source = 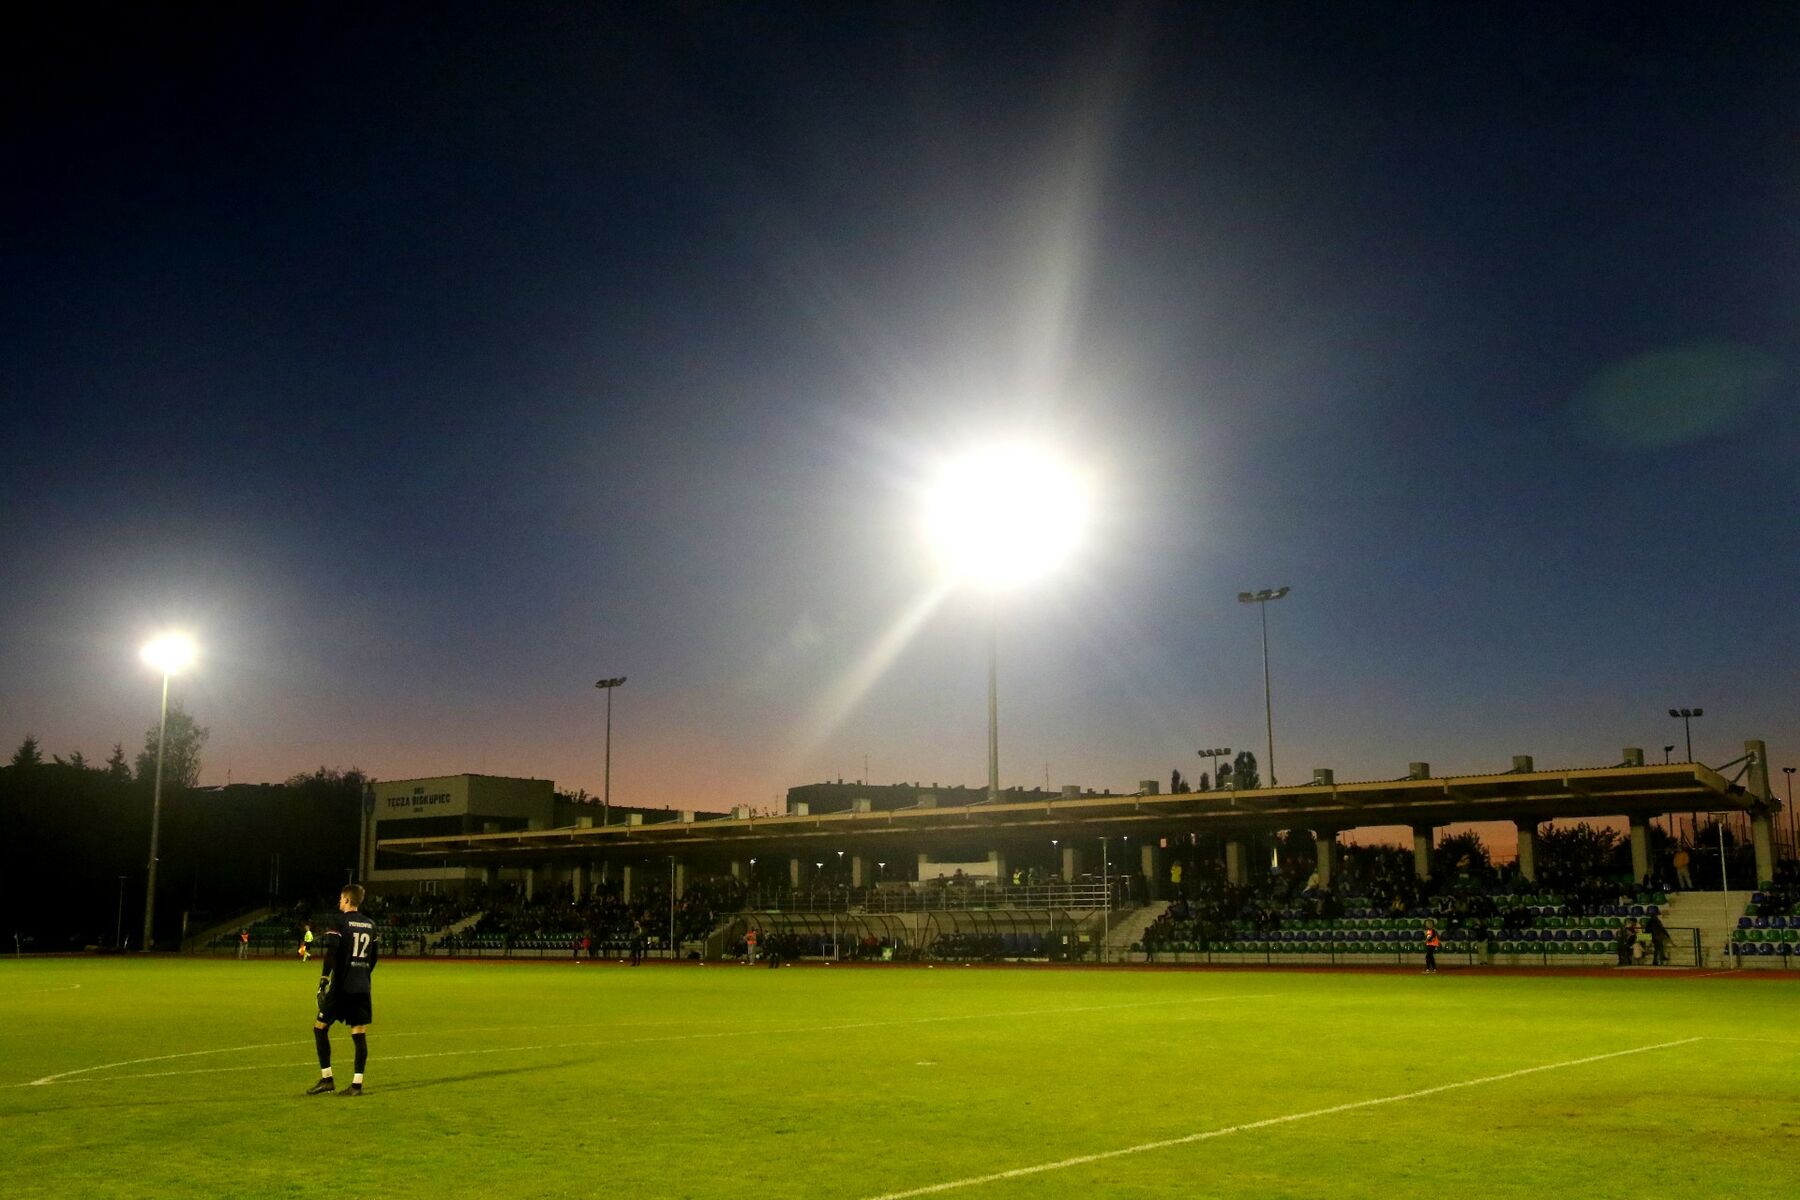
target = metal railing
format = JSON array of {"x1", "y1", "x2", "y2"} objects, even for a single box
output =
[{"x1": 742, "y1": 881, "x2": 1125, "y2": 914}]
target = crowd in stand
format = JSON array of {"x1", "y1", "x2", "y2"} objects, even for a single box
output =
[
  {"x1": 1141, "y1": 842, "x2": 1669, "y2": 960},
  {"x1": 444, "y1": 875, "x2": 747, "y2": 954}
]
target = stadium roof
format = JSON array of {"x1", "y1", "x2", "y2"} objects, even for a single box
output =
[{"x1": 378, "y1": 761, "x2": 1770, "y2": 863}]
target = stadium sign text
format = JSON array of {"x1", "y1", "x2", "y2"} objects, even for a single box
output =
[{"x1": 389, "y1": 792, "x2": 452, "y2": 809}]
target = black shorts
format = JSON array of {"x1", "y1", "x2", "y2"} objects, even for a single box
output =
[{"x1": 317, "y1": 990, "x2": 373, "y2": 1027}]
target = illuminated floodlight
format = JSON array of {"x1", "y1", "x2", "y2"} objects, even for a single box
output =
[
  {"x1": 922, "y1": 443, "x2": 1091, "y2": 588},
  {"x1": 140, "y1": 633, "x2": 197, "y2": 676}
]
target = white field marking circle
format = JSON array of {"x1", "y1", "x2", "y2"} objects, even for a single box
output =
[
  {"x1": 6, "y1": 984, "x2": 82, "y2": 995},
  {"x1": 11, "y1": 993, "x2": 1272, "y2": 1089},
  {"x1": 862, "y1": 1037, "x2": 1706, "y2": 1200}
]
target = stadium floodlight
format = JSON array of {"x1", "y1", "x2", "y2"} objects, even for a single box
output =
[
  {"x1": 139, "y1": 632, "x2": 197, "y2": 951},
  {"x1": 140, "y1": 633, "x2": 196, "y2": 675},
  {"x1": 1667, "y1": 707, "x2": 1703, "y2": 762},
  {"x1": 921, "y1": 441, "x2": 1093, "y2": 806},
  {"x1": 921, "y1": 442, "x2": 1091, "y2": 589},
  {"x1": 1198, "y1": 746, "x2": 1231, "y2": 786},
  {"x1": 595, "y1": 676, "x2": 627, "y2": 826},
  {"x1": 1237, "y1": 587, "x2": 1292, "y2": 786}
]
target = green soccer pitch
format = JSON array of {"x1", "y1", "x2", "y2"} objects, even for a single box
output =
[{"x1": 2, "y1": 958, "x2": 1793, "y2": 1199}]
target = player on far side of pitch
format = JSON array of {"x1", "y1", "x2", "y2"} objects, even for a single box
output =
[{"x1": 306, "y1": 883, "x2": 378, "y2": 1096}]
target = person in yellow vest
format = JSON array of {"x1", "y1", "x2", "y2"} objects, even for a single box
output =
[
  {"x1": 1423, "y1": 923, "x2": 1440, "y2": 974},
  {"x1": 299, "y1": 923, "x2": 314, "y2": 962}
]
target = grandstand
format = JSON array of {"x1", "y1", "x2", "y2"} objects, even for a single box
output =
[{"x1": 358, "y1": 741, "x2": 1793, "y2": 970}]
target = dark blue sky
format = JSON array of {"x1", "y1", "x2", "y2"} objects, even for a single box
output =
[{"x1": 3, "y1": 2, "x2": 1795, "y2": 819}]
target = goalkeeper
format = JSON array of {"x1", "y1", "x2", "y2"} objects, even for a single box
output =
[{"x1": 306, "y1": 884, "x2": 378, "y2": 1096}]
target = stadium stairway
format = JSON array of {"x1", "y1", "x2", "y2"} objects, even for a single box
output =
[
  {"x1": 1106, "y1": 900, "x2": 1168, "y2": 963},
  {"x1": 1659, "y1": 890, "x2": 1752, "y2": 968},
  {"x1": 427, "y1": 911, "x2": 486, "y2": 950},
  {"x1": 184, "y1": 906, "x2": 273, "y2": 953}
]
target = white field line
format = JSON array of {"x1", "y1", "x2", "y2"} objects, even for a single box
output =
[
  {"x1": 862, "y1": 1037, "x2": 1705, "y2": 1200},
  {"x1": 5, "y1": 984, "x2": 82, "y2": 995},
  {"x1": 10, "y1": 993, "x2": 1272, "y2": 1089}
]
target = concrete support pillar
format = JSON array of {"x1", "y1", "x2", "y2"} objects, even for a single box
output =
[
  {"x1": 1751, "y1": 812, "x2": 1776, "y2": 886},
  {"x1": 789, "y1": 858, "x2": 802, "y2": 888},
  {"x1": 1412, "y1": 825, "x2": 1433, "y2": 881},
  {"x1": 620, "y1": 863, "x2": 635, "y2": 903},
  {"x1": 1746, "y1": 739, "x2": 1776, "y2": 886},
  {"x1": 986, "y1": 850, "x2": 1005, "y2": 885},
  {"x1": 730, "y1": 859, "x2": 745, "y2": 882},
  {"x1": 1514, "y1": 821, "x2": 1538, "y2": 884},
  {"x1": 1628, "y1": 816, "x2": 1651, "y2": 885},
  {"x1": 523, "y1": 865, "x2": 536, "y2": 902},
  {"x1": 1313, "y1": 829, "x2": 1338, "y2": 889},
  {"x1": 571, "y1": 862, "x2": 586, "y2": 901},
  {"x1": 1140, "y1": 842, "x2": 1163, "y2": 901},
  {"x1": 672, "y1": 859, "x2": 687, "y2": 899},
  {"x1": 917, "y1": 852, "x2": 930, "y2": 880},
  {"x1": 851, "y1": 855, "x2": 867, "y2": 888},
  {"x1": 1225, "y1": 839, "x2": 1247, "y2": 886},
  {"x1": 597, "y1": 861, "x2": 611, "y2": 887},
  {"x1": 1061, "y1": 845, "x2": 1081, "y2": 880}
]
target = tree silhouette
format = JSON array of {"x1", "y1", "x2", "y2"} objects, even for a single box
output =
[
  {"x1": 1231, "y1": 750, "x2": 1261, "y2": 790},
  {"x1": 11, "y1": 735, "x2": 42, "y2": 768},
  {"x1": 135, "y1": 702, "x2": 208, "y2": 789}
]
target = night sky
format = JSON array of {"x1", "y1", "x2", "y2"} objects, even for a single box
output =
[{"x1": 4, "y1": 2, "x2": 1796, "y2": 820}]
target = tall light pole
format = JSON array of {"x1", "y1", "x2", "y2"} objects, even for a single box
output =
[
  {"x1": 1198, "y1": 746, "x2": 1231, "y2": 789},
  {"x1": 1669, "y1": 707, "x2": 1702, "y2": 846},
  {"x1": 1237, "y1": 587, "x2": 1290, "y2": 787},
  {"x1": 595, "y1": 676, "x2": 626, "y2": 826},
  {"x1": 139, "y1": 633, "x2": 195, "y2": 951},
  {"x1": 920, "y1": 442, "x2": 1092, "y2": 809},
  {"x1": 987, "y1": 596, "x2": 1000, "y2": 804},
  {"x1": 1667, "y1": 708, "x2": 1702, "y2": 762}
]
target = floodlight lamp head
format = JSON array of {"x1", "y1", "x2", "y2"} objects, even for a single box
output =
[
  {"x1": 1237, "y1": 592, "x2": 1254, "y2": 603},
  {"x1": 1668, "y1": 709, "x2": 1680, "y2": 718},
  {"x1": 1272, "y1": 586, "x2": 1291, "y2": 599},
  {"x1": 921, "y1": 442, "x2": 1091, "y2": 590},
  {"x1": 140, "y1": 633, "x2": 196, "y2": 676},
  {"x1": 596, "y1": 676, "x2": 626, "y2": 689},
  {"x1": 1693, "y1": 708, "x2": 1703, "y2": 717}
]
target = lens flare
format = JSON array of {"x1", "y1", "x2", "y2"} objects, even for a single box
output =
[{"x1": 921, "y1": 443, "x2": 1092, "y2": 589}]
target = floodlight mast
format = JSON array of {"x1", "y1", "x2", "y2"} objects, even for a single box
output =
[
  {"x1": 1197, "y1": 746, "x2": 1231, "y2": 787},
  {"x1": 1237, "y1": 587, "x2": 1290, "y2": 786},
  {"x1": 138, "y1": 633, "x2": 195, "y2": 951},
  {"x1": 1667, "y1": 707, "x2": 1703, "y2": 763},
  {"x1": 922, "y1": 443, "x2": 1091, "y2": 808},
  {"x1": 596, "y1": 676, "x2": 627, "y2": 825}
]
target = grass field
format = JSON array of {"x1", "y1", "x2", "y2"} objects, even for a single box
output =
[{"x1": 2, "y1": 957, "x2": 1794, "y2": 1198}]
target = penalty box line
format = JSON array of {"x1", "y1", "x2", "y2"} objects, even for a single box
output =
[
  {"x1": 13, "y1": 993, "x2": 1275, "y2": 1088},
  {"x1": 864, "y1": 1036, "x2": 1705, "y2": 1200}
]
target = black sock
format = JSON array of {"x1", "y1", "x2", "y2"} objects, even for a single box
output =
[
  {"x1": 314, "y1": 1026, "x2": 332, "y2": 1070},
  {"x1": 351, "y1": 1033, "x2": 367, "y2": 1075}
]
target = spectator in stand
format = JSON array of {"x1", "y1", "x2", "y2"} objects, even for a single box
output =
[
  {"x1": 1645, "y1": 914, "x2": 1670, "y2": 966},
  {"x1": 1673, "y1": 847, "x2": 1693, "y2": 889}
]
